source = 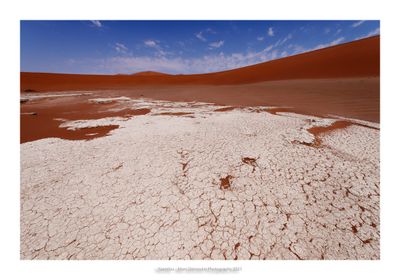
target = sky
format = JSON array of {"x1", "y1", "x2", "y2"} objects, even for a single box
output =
[{"x1": 20, "y1": 20, "x2": 380, "y2": 75}]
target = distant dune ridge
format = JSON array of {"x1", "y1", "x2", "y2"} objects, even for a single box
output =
[
  {"x1": 21, "y1": 36, "x2": 379, "y2": 92},
  {"x1": 130, "y1": 71, "x2": 171, "y2": 76}
]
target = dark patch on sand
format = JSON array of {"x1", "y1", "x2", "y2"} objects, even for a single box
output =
[{"x1": 220, "y1": 175, "x2": 233, "y2": 190}]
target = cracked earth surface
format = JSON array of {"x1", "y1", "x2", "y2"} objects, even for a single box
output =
[{"x1": 21, "y1": 96, "x2": 380, "y2": 260}]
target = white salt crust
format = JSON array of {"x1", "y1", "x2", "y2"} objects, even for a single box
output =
[{"x1": 21, "y1": 98, "x2": 379, "y2": 260}]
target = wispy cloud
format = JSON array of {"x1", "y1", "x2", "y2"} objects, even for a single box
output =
[
  {"x1": 257, "y1": 36, "x2": 264, "y2": 41},
  {"x1": 351, "y1": 20, "x2": 365, "y2": 28},
  {"x1": 314, "y1": 37, "x2": 345, "y2": 50},
  {"x1": 268, "y1": 27, "x2": 274, "y2": 37},
  {"x1": 90, "y1": 20, "x2": 102, "y2": 28},
  {"x1": 366, "y1": 27, "x2": 380, "y2": 37},
  {"x1": 288, "y1": 44, "x2": 306, "y2": 55},
  {"x1": 195, "y1": 32, "x2": 206, "y2": 42},
  {"x1": 273, "y1": 33, "x2": 292, "y2": 47},
  {"x1": 195, "y1": 28, "x2": 216, "y2": 42},
  {"x1": 324, "y1": 28, "x2": 331, "y2": 34},
  {"x1": 208, "y1": 40, "x2": 224, "y2": 49},
  {"x1": 114, "y1": 43, "x2": 128, "y2": 54},
  {"x1": 355, "y1": 27, "x2": 380, "y2": 40}
]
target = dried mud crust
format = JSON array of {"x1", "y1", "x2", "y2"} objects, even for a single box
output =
[{"x1": 21, "y1": 99, "x2": 379, "y2": 260}]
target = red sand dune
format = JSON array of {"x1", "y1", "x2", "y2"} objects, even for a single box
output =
[
  {"x1": 20, "y1": 36, "x2": 380, "y2": 143},
  {"x1": 21, "y1": 36, "x2": 379, "y2": 91}
]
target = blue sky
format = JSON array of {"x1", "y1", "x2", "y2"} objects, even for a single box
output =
[{"x1": 20, "y1": 20, "x2": 380, "y2": 74}]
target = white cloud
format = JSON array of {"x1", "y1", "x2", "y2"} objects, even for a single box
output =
[
  {"x1": 324, "y1": 28, "x2": 331, "y2": 34},
  {"x1": 208, "y1": 40, "x2": 224, "y2": 49},
  {"x1": 144, "y1": 40, "x2": 158, "y2": 48},
  {"x1": 352, "y1": 20, "x2": 365, "y2": 28},
  {"x1": 257, "y1": 36, "x2": 264, "y2": 41},
  {"x1": 114, "y1": 43, "x2": 128, "y2": 54},
  {"x1": 314, "y1": 37, "x2": 345, "y2": 50},
  {"x1": 335, "y1": 28, "x2": 342, "y2": 35},
  {"x1": 268, "y1": 27, "x2": 274, "y2": 37},
  {"x1": 90, "y1": 20, "x2": 102, "y2": 28},
  {"x1": 143, "y1": 40, "x2": 171, "y2": 57}
]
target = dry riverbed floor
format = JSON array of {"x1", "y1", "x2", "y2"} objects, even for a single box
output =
[{"x1": 20, "y1": 94, "x2": 380, "y2": 260}]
